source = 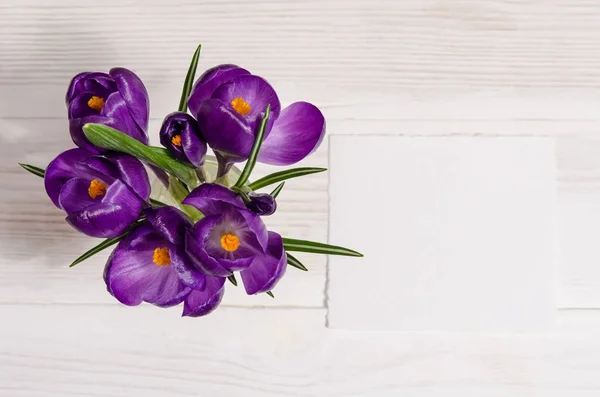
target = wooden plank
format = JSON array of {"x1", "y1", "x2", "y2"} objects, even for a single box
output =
[
  {"x1": 2, "y1": 305, "x2": 600, "y2": 397},
  {"x1": 0, "y1": 119, "x2": 328, "y2": 308},
  {"x1": 2, "y1": 0, "x2": 600, "y2": 90},
  {"x1": 3, "y1": 0, "x2": 600, "y2": 121}
]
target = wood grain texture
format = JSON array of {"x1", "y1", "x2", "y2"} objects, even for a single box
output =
[
  {"x1": 4, "y1": 0, "x2": 600, "y2": 121},
  {"x1": 2, "y1": 305, "x2": 600, "y2": 397},
  {"x1": 2, "y1": 0, "x2": 600, "y2": 90}
]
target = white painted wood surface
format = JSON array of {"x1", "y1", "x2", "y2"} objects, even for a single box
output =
[{"x1": 2, "y1": 0, "x2": 600, "y2": 395}]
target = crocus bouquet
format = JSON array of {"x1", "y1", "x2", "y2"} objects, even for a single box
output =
[{"x1": 19, "y1": 45, "x2": 361, "y2": 317}]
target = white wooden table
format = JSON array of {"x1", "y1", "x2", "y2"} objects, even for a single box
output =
[{"x1": 2, "y1": 0, "x2": 600, "y2": 395}]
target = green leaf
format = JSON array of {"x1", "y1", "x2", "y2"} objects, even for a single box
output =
[
  {"x1": 285, "y1": 252, "x2": 308, "y2": 271},
  {"x1": 248, "y1": 167, "x2": 327, "y2": 191},
  {"x1": 234, "y1": 105, "x2": 271, "y2": 188},
  {"x1": 19, "y1": 163, "x2": 45, "y2": 178},
  {"x1": 282, "y1": 238, "x2": 363, "y2": 257},
  {"x1": 83, "y1": 123, "x2": 199, "y2": 188},
  {"x1": 270, "y1": 182, "x2": 285, "y2": 199},
  {"x1": 266, "y1": 291, "x2": 275, "y2": 298},
  {"x1": 227, "y1": 274, "x2": 238, "y2": 286},
  {"x1": 69, "y1": 233, "x2": 126, "y2": 267},
  {"x1": 149, "y1": 198, "x2": 167, "y2": 207},
  {"x1": 178, "y1": 44, "x2": 202, "y2": 112}
]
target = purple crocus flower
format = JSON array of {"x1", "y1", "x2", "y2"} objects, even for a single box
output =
[
  {"x1": 182, "y1": 184, "x2": 287, "y2": 295},
  {"x1": 44, "y1": 148, "x2": 150, "y2": 238},
  {"x1": 66, "y1": 68, "x2": 150, "y2": 154},
  {"x1": 188, "y1": 64, "x2": 326, "y2": 167},
  {"x1": 104, "y1": 207, "x2": 226, "y2": 317},
  {"x1": 159, "y1": 112, "x2": 207, "y2": 167}
]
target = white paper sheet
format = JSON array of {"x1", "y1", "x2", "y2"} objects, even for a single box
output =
[{"x1": 327, "y1": 136, "x2": 558, "y2": 332}]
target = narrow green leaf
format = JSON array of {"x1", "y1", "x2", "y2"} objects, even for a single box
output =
[
  {"x1": 149, "y1": 198, "x2": 167, "y2": 207},
  {"x1": 270, "y1": 182, "x2": 285, "y2": 199},
  {"x1": 19, "y1": 163, "x2": 45, "y2": 178},
  {"x1": 227, "y1": 274, "x2": 238, "y2": 286},
  {"x1": 286, "y1": 252, "x2": 308, "y2": 271},
  {"x1": 248, "y1": 167, "x2": 327, "y2": 191},
  {"x1": 83, "y1": 123, "x2": 199, "y2": 188},
  {"x1": 178, "y1": 44, "x2": 202, "y2": 112},
  {"x1": 234, "y1": 105, "x2": 271, "y2": 188},
  {"x1": 69, "y1": 233, "x2": 126, "y2": 267},
  {"x1": 266, "y1": 291, "x2": 275, "y2": 298},
  {"x1": 282, "y1": 238, "x2": 363, "y2": 257}
]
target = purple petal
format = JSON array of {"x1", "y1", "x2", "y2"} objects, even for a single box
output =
[
  {"x1": 66, "y1": 72, "x2": 91, "y2": 104},
  {"x1": 188, "y1": 64, "x2": 250, "y2": 116},
  {"x1": 126, "y1": 223, "x2": 167, "y2": 252},
  {"x1": 182, "y1": 183, "x2": 245, "y2": 216},
  {"x1": 104, "y1": 234, "x2": 190, "y2": 307},
  {"x1": 68, "y1": 91, "x2": 103, "y2": 119},
  {"x1": 58, "y1": 177, "x2": 101, "y2": 213},
  {"x1": 182, "y1": 126, "x2": 207, "y2": 167},
  {"x1": 109, "y1": 67, "x2": 150, "y2": 135},
  {"x1": 258, "y1": 102, "x2": 326, "y2": 166},
  {"x1": 203, "y1": 235, "x2": 255, "y2": 272},
  {"x1": 44, "y1": 148, "x2": 93, "y2": 208},
  {"x1": 211, "y1": 74, "x2": 281, "y2": 136},
  {"x1": 182, "y1": 275, "x2": 226, "y2": 317},
  {"x1": 65, "y1": 180, "x2": 143, "y2": 238},
  {"x1": 184, "y1": 218, "x2": 233, "y2": 277},
  {"x1": 108, "y1": 154, "x2": 151, "y2": 201},
  {"x1": 145, "y1": 206, "x2": 192, "y2": 245},
  {"x1": 238, "y1": 209, "x2": 269, "y2": 252},
  {"x1": 82, "y1": 72, "x2": 117, "y2": 94},
  {"x1": 102, "y1": 91, "x2": 149, "y2": 145},
  {"x1": 241, "y1": 232, "x2": 287, "y2": 295},
  {"x1": 84, "y1": 157, "x2": 119, "y2": 181},
  {"x1": 123, "y1": 223, "x2": 156, "y2": 250},
  {"x1": 194, "y1": 98, "x2": 255, "y2": 161},
  {"x1": 170, "y1": 244, "x2": 207, "y2": 291},
  {"x1": 196, "y1": 209, "x2": 261, "y2": 271}
]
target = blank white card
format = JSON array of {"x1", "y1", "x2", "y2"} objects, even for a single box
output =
[{"x1": 328, "y1": 136, "x2": 558, "y2": 332}]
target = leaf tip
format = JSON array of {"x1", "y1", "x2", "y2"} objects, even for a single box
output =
[{"x1": 227, "y1": 274, "x2": 238, "y2": 286}]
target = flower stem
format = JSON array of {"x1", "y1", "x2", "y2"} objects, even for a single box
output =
[{"x1": 215, "y1": 151, "x2": 233, "y2": 179}]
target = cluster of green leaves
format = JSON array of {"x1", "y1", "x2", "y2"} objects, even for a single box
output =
[{"x1": 18, "y1": 44, "x2": 362, "y2": 296}]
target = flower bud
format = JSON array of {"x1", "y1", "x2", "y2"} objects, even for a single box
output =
[
  {"x1": 245, "y1": 193, "x2": 277, "y2": 216},
  {"x1": 159, "y1": 112, "x2": 206, "y2": 167}
]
